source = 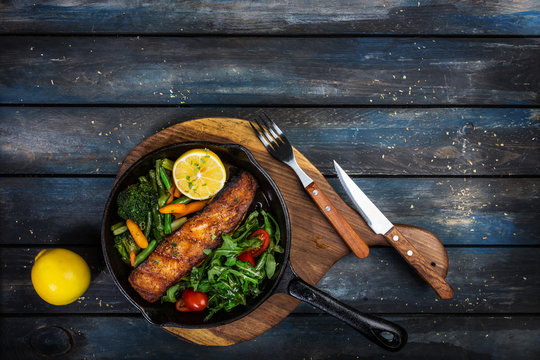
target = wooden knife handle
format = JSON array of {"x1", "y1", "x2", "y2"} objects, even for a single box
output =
[
  {"x1": 306, "y1": 182, "x2": 369, "y2": 258},
  {"x1": 384, "y1": 227, "x2": 454, "y2": 299}
]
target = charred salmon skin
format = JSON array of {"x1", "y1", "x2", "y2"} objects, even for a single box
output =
[{"x1": 128, "y1": 171, "x2": 258, "y2": 303}]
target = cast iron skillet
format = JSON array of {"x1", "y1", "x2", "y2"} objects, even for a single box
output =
[{"x1": 101, "y1": 142, "x2": 407, "y2": 351}]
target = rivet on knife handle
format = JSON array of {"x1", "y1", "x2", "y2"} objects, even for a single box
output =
[
  {"x1": 306, "y1": 182, "x2": 369, "y2": 258},
  {"x1": 383, "y1": 227, "x2": 454, "y2": 299}
]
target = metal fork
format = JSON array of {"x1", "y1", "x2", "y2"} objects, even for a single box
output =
[
  {"x1": 250, "y1": 113, "x2": 370, "y2": 258},
  {"x1": 250, "y1": 113, "x2": 313, "y2": 188}
]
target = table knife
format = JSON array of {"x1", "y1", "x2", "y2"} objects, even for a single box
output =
[{"x1": 334, "y1": 161, "x2": 454, "y2": 299}]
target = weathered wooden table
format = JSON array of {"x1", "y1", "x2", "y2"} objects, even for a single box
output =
[{"x1": 1, "y1": 1, "x2": 539, "y2": 359}]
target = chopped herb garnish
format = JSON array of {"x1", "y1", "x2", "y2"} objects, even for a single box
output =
[{"x1": 153, "y1": 259, "x2": 159, "y2": 264}]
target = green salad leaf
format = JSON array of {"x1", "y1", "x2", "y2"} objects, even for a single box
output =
[{"x1": 161, "y1": 209, "x2": 282, "y2": 321}]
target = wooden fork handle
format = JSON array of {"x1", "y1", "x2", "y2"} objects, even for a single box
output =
[{"x1": 305, "y1": 182, "x2": 369, "y2": 258}]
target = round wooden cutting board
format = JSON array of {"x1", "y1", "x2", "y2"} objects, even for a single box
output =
[{"x1": 117, "y1": 117, "x2": 449, "y2": 346}]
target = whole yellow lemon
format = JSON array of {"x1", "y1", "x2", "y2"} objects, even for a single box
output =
[{"x1": 31, "y1": 248, "x2": 91, "y2": 305}]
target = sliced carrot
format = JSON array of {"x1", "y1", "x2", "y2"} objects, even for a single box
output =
[
  {"x1": 165, "y1": 179, "x2": 177, "y2": 204},
  {"x1": 173, "y1": 186, "x2": 181, "y2": 198},
  {"x1": 174, "y1": 200, "x2": 209, "y2": 217},
  {"x1": 126, "y1": 219, "x2": 149, "y2": 249},
  {"x1": 130, "y1": 251, "x2": 136, "y2": 267},
  {"x1": 159, "y1": 200, "x2": 209, "y2": 217},
  {"x1": 159, "y1": 203, "x2": 187, "y2": 214}
]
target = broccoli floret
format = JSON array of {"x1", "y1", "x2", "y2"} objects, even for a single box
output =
[
  {"x1": 114, "y1": 232, "x2": 140, "y2": 264},
  {"x1": 116, "y1": 182, "x2": 157, "y2": 225}
]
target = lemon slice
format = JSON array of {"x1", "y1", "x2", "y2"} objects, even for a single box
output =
[{"x1": 172, "y1": 148, "x2": 227, "y2": 200}]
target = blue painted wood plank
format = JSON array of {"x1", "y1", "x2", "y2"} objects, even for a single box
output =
[
  {"x1": 2, "y1": 247, "x2": 539, "y2": 314},
  {"x1": 0, "y1": 177, "x2": 113, "y2": 246},
  {"x1": 327, "y1": 177, "x2": 540, "y2": 246},
  {"x1": 1, "y1": 107, "x2": 538, "y2": 176},
  {"x1": 1, "y1": 0, "x2": 539, "y2": 35},
  {"x1": 0, "y1": 37, "x2": 538, "y2": 105},
  {"x1": 2, "y1": 315, "x2": 540, "y2": 359},
  {"x1": 1, "y1": 177, "x2": 537, "y2": 246}
]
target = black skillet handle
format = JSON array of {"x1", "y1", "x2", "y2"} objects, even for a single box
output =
[{"x1": 287, "y1": 277, "x2": 407, "y2": 351}]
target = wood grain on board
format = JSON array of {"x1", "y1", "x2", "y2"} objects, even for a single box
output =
[{"x1": 115, "y1": 117, "x2": 450, "y2": 345}]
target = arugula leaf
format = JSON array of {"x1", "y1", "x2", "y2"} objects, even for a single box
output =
[
  {"x1": 161, "y1": 283, "x2": 182, "y2": 303},
  {"x1": 265, "y1": 253, "x2": 276, "y2": 279},
  {"x1": 261, "y1": 209, "x2": 274, "y2": 238},
  {"x1": 160, "y1": 208, "x2": 283, "y2": 320}
]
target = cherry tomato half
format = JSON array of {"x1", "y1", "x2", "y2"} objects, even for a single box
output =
[
  {"x1": 175, "y1": 298, "x2": 191, "y2": 312},
  {"x1": 237, "y1": 252, "x2": 255, "y2": 267},
  {"x1": 248, "y1": 229, "x2": 270, "y2": 258},
  {"x1": 181, "y1": 288, "x2": 208, "y2": 311}
]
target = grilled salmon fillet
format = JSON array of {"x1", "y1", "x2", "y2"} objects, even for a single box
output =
[{"x1": 128, "y1": 170, "x2": 258, "y2": 303}]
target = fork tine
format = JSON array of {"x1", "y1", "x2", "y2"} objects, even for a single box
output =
[
  {"x1": 260, "y1": 112, "x2": 285, "y2": 139},
  {"x1": 251, "y1": 113, "x2": 296, "y2": 167},
  {"x1": 250, "y1": 120, "x2": 275, "y2": 152},
  {"x1": 258, "y1": 113, "x2": 285, "y2": 145},
  {"x1": 253, "y1": 116, "x2": 281, "y2": 149}
]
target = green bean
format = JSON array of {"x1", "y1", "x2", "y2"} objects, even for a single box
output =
[
  {"x1": 172, "y1": 196, "x2": 192, "y2": 204},
  {"x1": 158, "y1": 193, "x2": 170, "y2": 208},
  {"x1": 161, "y1": 158, "x2": 174, "y2": 171},
  {"x1": 163, "y1": 213, "x2": 172, "y2": 234},
  {"x1": 148, "y1": 169, "x2": 158, "y2": 192},
  {"x1": 170, "y1": 217, "x2": 187, "y2": 232},
  {"x1": 152, "y1": 228, "x2": 163, "y2": 243},
  {"x1": 134, "y1": 240, "x2": 158, "y2": 267},
  {"x1": 152, "y1": 207, "x2": 163, "y2": 232},
  {"x1": 111, "y1": 222, "x2": 125, "y2": 231},
  {"x1": 112, "y1": 225, "x2": 128, "y2": 236},
  {"x1": 143, "y1": 211, "x2": 152, "y2": 238},
  {"x1": 159, "y1": 166, "x2": 172, "y2": 190},
  {"x1": 155, "y1": 159, "x2": 166, "y2": 196}
]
